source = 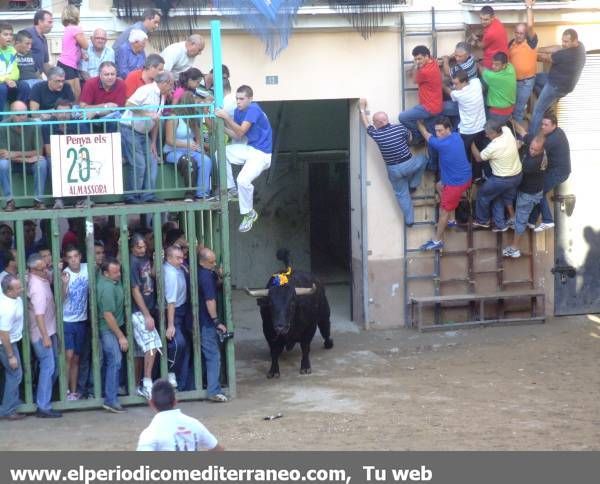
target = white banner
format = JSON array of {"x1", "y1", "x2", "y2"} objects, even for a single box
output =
[{"x1": 50, "y1": 132, "x2": 123, "y2": 197}]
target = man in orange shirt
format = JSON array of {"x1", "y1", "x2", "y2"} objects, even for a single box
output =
[
  {"x1": 509, "y1": 0, "x2": 538, "y2": 124},
  {"x1": 124, "y1": 53, "x2": 164, "y2": 98},
  {"x1": 398, "y1": 45, "x2": 443, "y2": 144}
]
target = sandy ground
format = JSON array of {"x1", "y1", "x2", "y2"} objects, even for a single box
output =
[{"x1": 2, "y1": 286, "x2": 599, "y2": 451}]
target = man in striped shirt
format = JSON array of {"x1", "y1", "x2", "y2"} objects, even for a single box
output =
[{"x1": 359, "y1": 99, "x2": 427, "y2": 227}]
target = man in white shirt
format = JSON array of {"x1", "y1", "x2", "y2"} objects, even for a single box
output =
[
  {"x1": 161, "y1": 35, "x2": 205, "y2": 77},
  {"x1": 61, "y1": 245, "x2": 89, "y2": 401},
  {"x1": 445, "y1": 68, "x2": 487, "y2": 180},
  {"x1": 120, "y1": 71, "x2": 173, "y2": 204},
  {"x1": 0, "y1": 274, "x2": 25, "y2": 420},
  {"x1": 137, "y1": 379, "x2": 225, "y2": 451}
]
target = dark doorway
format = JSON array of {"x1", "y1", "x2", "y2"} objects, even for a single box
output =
[{"x1": 309, "y1": 160, "x2": 350, "y2": 284}]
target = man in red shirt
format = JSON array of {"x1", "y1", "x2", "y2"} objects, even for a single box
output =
[
  {"x1": 398, "y1": 45, "x2": 443, "y2": 143},
  {"x1": 124, "y1": 53, "x2": 164, "y2": 98},
  {"x1": 476, "y1": 6, "x2": 508, "y2": 69},
  {"x1": 80, "y1": 61, "x2": 126, "y2": 114}
]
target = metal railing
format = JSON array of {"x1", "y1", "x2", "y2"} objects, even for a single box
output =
[{"x1": 0, "y1": 102, "x2": 223, "y2": 209}]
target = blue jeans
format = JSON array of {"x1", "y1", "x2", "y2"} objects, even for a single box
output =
[
  {"x1": 515, "y1": 190, "x2": 543, "y2": 234},
  {"x1": 398, "y1": 104, "x2": 438, "y2": 141},
  {"x1": 0, "y1": 343, "x2": 23, "y2": 416},
  {"x1": 385, "y1": 153, "x2": 428, "y2": 226},
  {"x1": 513, "y1": 77, "x2": 536, "y2": 124},
  {"x1": 164, "y1": 148, "x2": 212, "y2": 197},
  {"x1": 0, "y1": 157, "x2": 48, "y2": 201},
  {"x1": 167, "y1": 305, "x2": 191, "y2": 391},
  {"x1": 201, "y1": 324, "x2": 222, "y2": 396},
  {"x1": 528, "y1": 171, "x2": 569, "y2": 225},
  {"x1": 120, "y1": 124, "x2": 158, "y2": 203},
  {"x1": 31, "y1": 334, "x2": 59, "y2": 411},
  {"x1": 64, "y1": 321, "x2": 88, "y2": 354},
  {"x1": 100, "y1": 329, "x2": 122, "y2": 407},
  {"x1": 529, "y1": 73, "x2": 567, "y2": 136},
  {"x1": 475, "y1": 173, "x2": 523, "y2": 229},
  {"x1": 0, "y1": 82, "x2": 30, "y2": 115}
]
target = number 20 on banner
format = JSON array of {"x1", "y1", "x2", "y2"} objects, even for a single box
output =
[{"x1": 50, "y1": 132, "x2": 124, "y2": 197}]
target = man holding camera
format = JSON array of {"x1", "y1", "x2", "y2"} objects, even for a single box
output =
[{"x1": 197, "y1": 246, "x2": 228, "y2": 403}]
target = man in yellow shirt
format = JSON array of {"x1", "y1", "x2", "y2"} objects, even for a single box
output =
[{"x1": 471, "y1": 120, "x2": 522, "y2": 232}]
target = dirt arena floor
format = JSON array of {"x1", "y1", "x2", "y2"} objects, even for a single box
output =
[{"x1": 3, "y1": 286, "x2": 599, "y2": 451}]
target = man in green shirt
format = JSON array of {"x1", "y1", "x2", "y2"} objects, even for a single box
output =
[
  {"x1": 0, "y1": 101, "x2": 47, "y2": 211},
  {"x1": 481, "y1": 52, "x2": 517, "y2": 125},
  {"x1": 97, "y1": 256, "x2": 128, "y2": 413}
]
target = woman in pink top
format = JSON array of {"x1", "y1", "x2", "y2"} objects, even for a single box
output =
[
  {"x1": 172, "y1": 67, "x2": 204, "y2": 103},
  {"x1": 57, "y1": 5, "x2": 88, "y2": 102}
]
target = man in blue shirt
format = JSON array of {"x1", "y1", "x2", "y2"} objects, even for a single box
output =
[
  {"x1": 359, "y1": 98, "x2": 427, "y2": 227},
  {"x1": 216, "y1": 85, "x2": 272, "y2": 233},
  {"x1": 417, "y1": 117, "x2": 472, "y2": 250},
  {"x1": 162, "y1": 245, "x2": 190, "y2": 391},
  {"x1": 197, "y1": 247, "x2": 228, "y2": 403},
  {"x1": 115, "y1": 29, "x2": 147, "y2": 80},
  {"x1": 25, "y1": 10, "x2": 53, "y2": 74}
]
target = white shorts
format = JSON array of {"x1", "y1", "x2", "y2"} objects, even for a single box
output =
[{"x1": 132, "y1": 311, "x2": 162, "y2": 357}]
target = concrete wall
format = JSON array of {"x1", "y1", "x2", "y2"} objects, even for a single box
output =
[{"x1": 10, "y1": 0, "x2": 599, "y2": 328}]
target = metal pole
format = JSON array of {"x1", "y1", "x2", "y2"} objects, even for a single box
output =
[
  {"x1": 210, "y1": 19, "x2": 236, "y2": 397},
  {"x1": 359, "y1": 119, "x2": 370, "y2": 329}
]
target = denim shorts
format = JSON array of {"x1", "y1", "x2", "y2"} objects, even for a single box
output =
[{"x1": 64, "y1": 321, "x2": 88, "y2": 354}]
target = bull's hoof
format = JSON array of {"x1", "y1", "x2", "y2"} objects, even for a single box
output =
[
  {"x1": 299, "y1": 368, "x2": 312, "y2": 375},
  {"x1": 324, "y1": 338, "x2": 334, "y2": 349},
  {"x1": 267, "y1": 371, "x2": 280, "y2": 379}
]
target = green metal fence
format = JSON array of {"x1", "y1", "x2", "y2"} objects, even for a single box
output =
[{"x1": 0, "y1": 21, "x2": 235, "y2": 412}]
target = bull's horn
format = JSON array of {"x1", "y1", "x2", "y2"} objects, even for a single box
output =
[
  {"x1": 295, "y1": 284, "x2": 316, "y2": 296},
  {"x1": 245, "y1": 288, "x2": 269, "y2": 297}
]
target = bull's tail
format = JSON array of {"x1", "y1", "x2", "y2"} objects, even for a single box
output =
[{"x1": 276, "y1": 248, "x2": 291, "y2": 269}]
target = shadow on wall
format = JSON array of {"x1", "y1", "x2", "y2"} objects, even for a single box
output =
[{"x1": 581, "y1": 226, "x2": 600, "y2": 307}]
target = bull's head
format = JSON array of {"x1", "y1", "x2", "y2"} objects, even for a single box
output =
[{"x1": 245, "y1": 284, "x2": 316, "y2": 337}]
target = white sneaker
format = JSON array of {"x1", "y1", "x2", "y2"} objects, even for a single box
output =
[
  {"x1": 238, "y1": 209, "x2": 258, "y2": 233},
  {"x1": 502, "y1": 246, "x2": 521, "y2": 258},
  {"x1": 534, "y1": 222, "x2": 555, "y2": 232},
  {"x1": 137, "y1": 385, "x2": 152, "y2": 400},
  {"x1": 527, "y1": 223, "x2": 536, "y2": 230},
  {"x1": 167, "y1": 372, "x2": 177, "y2": 389}
]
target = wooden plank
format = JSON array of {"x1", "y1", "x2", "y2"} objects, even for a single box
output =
[
  {"x1": 419, "y1": 316, "x2": 546, "y2": 333},
  {"x1": 412, "y1": 290, "x2": 544, "y2": 304}
]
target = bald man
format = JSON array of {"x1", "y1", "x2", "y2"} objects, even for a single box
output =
[
  {"x1": 502, "y1": 134, "x2": 546, "y2": 258},
  {"x1": 197, "y1": 246, "x2": 228, "y2": 402},
  {"x1": 508, "y1": 0, "x2": 538, "y2": 124},
  {"x1": 80, "y1": 28, "x2": 115, "y2": 80},
  {"x1": 0, "y1": 101, "x2": 48, "y2": 211},
  {"x1": 358, "y1": 98, "x2": 427, "y2": 227},
  {"x1": 161, "y1": 35, "x2": 205, "y2": 77}
]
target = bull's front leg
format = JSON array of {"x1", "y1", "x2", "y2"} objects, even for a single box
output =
[
  {"x1": 267, "y1": 342, "x2": 284, "y2": 379},
  {"x1": 299, "y1": 340, "x2": 311, "y2": 375}
]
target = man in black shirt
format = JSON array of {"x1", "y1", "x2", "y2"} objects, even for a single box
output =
[
  {"x1": 29, "y1": 66, "x2": 75, "y2": 115},
  {"x1": 503, "y1": 134, "x2": 546, "y2": 258},
  {"x1": 528, "y1": 112, "x2": 571, "y2": 232},
  {"x1": 129, "y1": 233, "x2": 161, "y2": 400},
  {"x1": 528, "y1": 28, "x2": 585, "y2": 136}
]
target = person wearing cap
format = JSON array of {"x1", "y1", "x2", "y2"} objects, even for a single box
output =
[{"x1": 115, "y1": 29, "x2": 147, "y2": 80}]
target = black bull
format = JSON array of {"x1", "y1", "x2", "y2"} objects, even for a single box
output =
[{"x1": 245, "y1": 270, "x2": 334, "y2": 378}]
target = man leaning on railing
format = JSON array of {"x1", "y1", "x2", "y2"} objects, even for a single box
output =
[
  {"x1": 0, "y1": 101, "x2": 48, "y2": 211},
  {"x1": 119, "y1": 70, "x2": 173, "y2": 205}
]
